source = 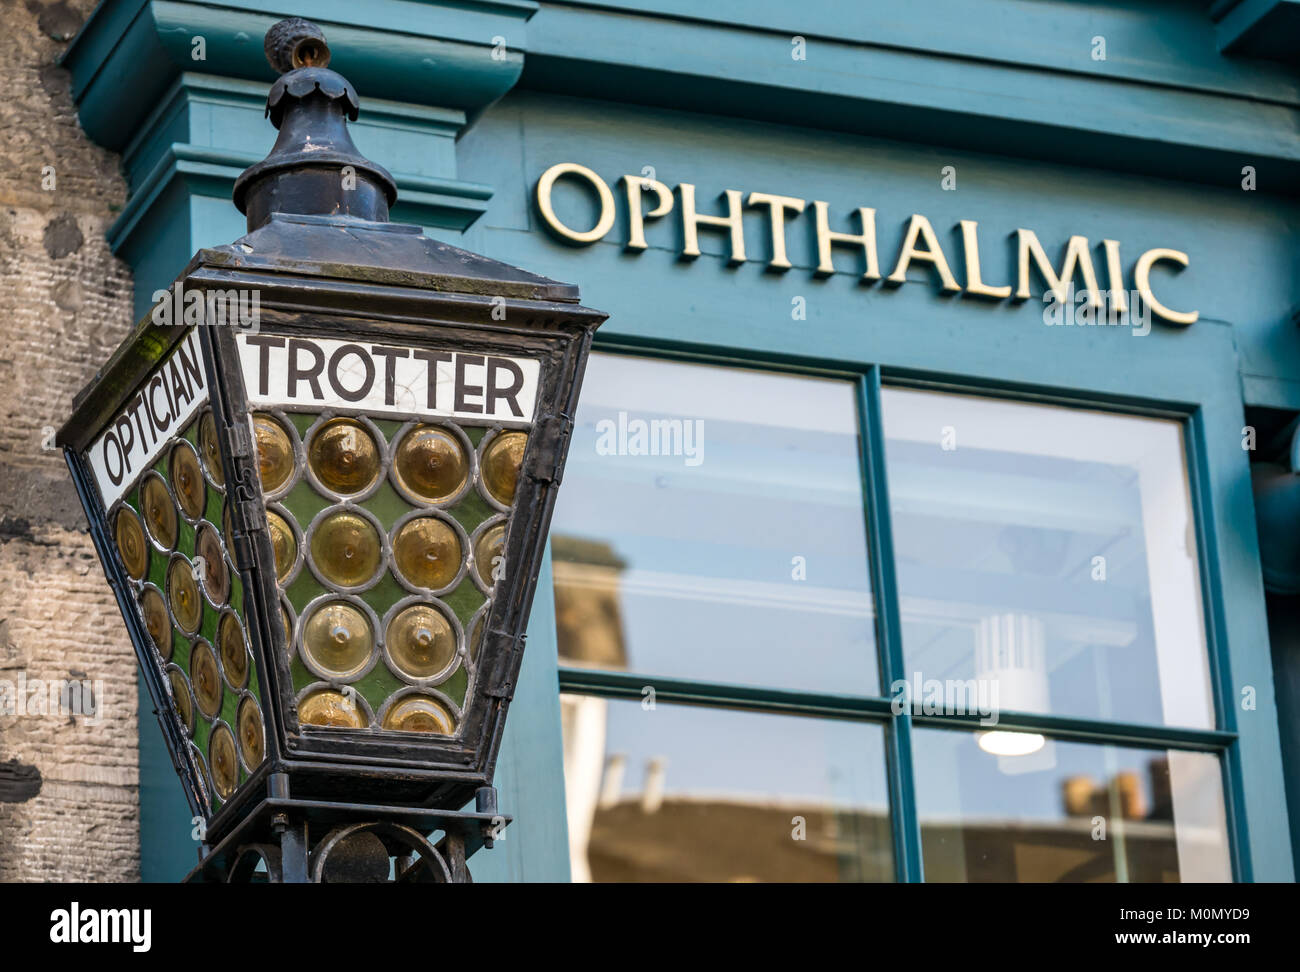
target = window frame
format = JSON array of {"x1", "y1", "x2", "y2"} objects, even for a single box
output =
[{"x1": 547, "y1": 342, "x2": 1253, "y2": 883}]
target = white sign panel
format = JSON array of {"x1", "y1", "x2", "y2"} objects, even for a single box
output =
[
  {"x1": 237, "y1": 334, "x2": 540, "y2": 424},
  {"x1": 88, "y1": 329, "x2": 208, "y2": 508}
]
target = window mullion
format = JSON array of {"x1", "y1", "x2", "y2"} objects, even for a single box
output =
[{"x1": 859, "y1": 367, "x2": 924, "y2": 882}]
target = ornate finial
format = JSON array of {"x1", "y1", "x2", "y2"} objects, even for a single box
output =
[
  {"x1": 264, "y1": 17, "x2": 331, "y2": 73},
  {"x1": 232, "y1": 19, "x2": 397, "y2": 231}
]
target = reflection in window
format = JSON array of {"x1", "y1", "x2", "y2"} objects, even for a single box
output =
[
  {"x1": 561, "y1": 696, "x2": 894, "y2": 882},
  {"x1": 882, "y1": 389, "x2": 1213, "y2": 729},
  {"x1": 913, "y1": 728, "x2": 1231, "y2": 882},
  {"x1": 551, "y1": 353, "x2": 877, "y2": 695}
]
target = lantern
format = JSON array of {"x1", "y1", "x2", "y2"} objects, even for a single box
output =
[{"x1": 58, "y1": 17, "x2": 605, "y2": 882}]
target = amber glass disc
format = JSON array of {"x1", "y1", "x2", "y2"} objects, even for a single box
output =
[
  {"x1": 481, "y1": 431, "x2": 527, "y2": 506},
  {"x1": 473, "y1": 522, "x2": 506, "y2": 588},
  {"x1": 141, "y1": 474, "x2": 178, "y2": 550},
  {"x1": 217, "y1": 611, "x2": 248, "y2": 689},
  {"x1": 266, "y1": 510, "x2": 297, "y2": 582},
  {"x1": 383, "y1": 695, "x2": 455, "y2": 734},
  {"x1": 170, "y1": 441, "x2": 206, "y2": 519},
  {"x1": 310, "y1": 511, "x2": 382, "y2": 587},
  {"x1": 302, "y1": 601, "x2": 373, "y2": 679},
  {"x1": 209, "y1": 723, "x2": 238, "y2": 799},
  {"x1": 195, "y1": 522, "x2": 229, "y2": 605},
  {"x1": 237, "y1": 697, "x2": 264, "y2": 769},
  {"x1": 253, "y1": 414, "x2": 294, "y2": 492},
  {"x1": 392, "y1": 426, "x2": 468, "y2": 504},
  {"x1": 167, "y1": 557, "x2": 202, "y2": 634},
  {"x1": 198, "y1": 410, "x2": 224, "y2": 486},
  {"x1": 309, "y1": 418, "x2": 381, "y2": 495},
  {"x1": 115, "y1": 507, "x2": 149, "y2": 580},
  {"x1": 386, "y1": 603, "x2": 457, "y2": 681},
  {"x1": 299, "y1": 689, "x2": 366, "y2": 728},
  {"x1": 191, "y1": 639, "x2": 223, "y2": 719},
  {"x1": 221, "y1": 501, "x2": 232, "y2": 551},
  {"x1": 140, "y1": 587, "x2": 169, "y2": 655},
  {"x1": 392, "y1": 516, "x2": 462, "y2": 590},
  {"x1": 168, "y1": 668, "x2": 194, "y2": 733}
]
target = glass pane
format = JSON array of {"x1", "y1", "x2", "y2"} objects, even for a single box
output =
[
  {"x1": 560, "y1": 695, "x2": 894, "y2": 882},
  {"x1": 882, "y1": 388, "x2": 1213, "y2": 729},
  {"x1": 913, "y1": 727, "x2": 1231, "y2": 882},
  {"x1": 551, "y1": 353, "x2": 878, "y2": 695}
]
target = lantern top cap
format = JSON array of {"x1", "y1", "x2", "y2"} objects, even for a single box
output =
[
  {"x1": 232, "y1": 18, "x2": 396, "y2": 227},
  {"x1": 264, "y1": 16, "x2": 332, "y2": 73},
  {"x1": 263, "y1": 19, "x2": 359, "y2": 129}
]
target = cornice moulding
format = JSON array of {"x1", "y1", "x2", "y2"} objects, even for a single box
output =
[{"x1": 64, "y1": 0, "x2": 534, "y2": 152}]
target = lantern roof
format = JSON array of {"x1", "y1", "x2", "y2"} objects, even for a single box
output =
[
  {"x1": 196, "y1": 213, "x2": 581, "y2": 304},
  {"x1": 221, "y1": 16, "x2": 580, "y2": 304}
]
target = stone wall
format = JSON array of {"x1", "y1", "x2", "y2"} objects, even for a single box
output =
[{"x1": 0, "y1": 0, "x2": 139, "y2": 881}]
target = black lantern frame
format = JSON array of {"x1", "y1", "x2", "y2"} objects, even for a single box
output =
[{"x1": 58, "y1": 18, "x2": 605, "y2": 882}]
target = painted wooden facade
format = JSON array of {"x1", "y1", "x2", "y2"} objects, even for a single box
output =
[{"x1": 63, "y1": 0, "x2": 1300, "y2": 881}]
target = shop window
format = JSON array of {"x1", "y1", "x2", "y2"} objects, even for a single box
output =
[
  {"x1": 881, "y1": 388, "x2": 1213, "y2": 729},
  {"x1": 551, "y1": 353, "x2": 876, "y2": 694},
  {"x1": 559, "y1": 697, "x2": 893, "y2": 883},
  {"x1": 913, "y1": 728, "x2": 1231, "y2": 882},
  {"x1": 550, "y1": 353, "x2": 1234, "y2": 882}
]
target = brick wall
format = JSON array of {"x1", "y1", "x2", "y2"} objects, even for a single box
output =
[{"x1": 0, "y1": 0, "x2": 139, "y2": 881}]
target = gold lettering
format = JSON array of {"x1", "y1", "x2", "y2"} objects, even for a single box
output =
[
  {"x1": 746, "y1": 192, "x2": 806, "y2": 270},
  {"x1": 888, "y1": 214, "x2": 960, "y2": 292},
  {"x1": 1017, "y1": 230, "x2": 1102, "y2": 307},
  {"x1": 534, "y1": 165, "x2": 1197, "y2": 328},
  {"x1": 621, "y1": 174, "x2": 674, "y2": 251},
  {"x1": 680, "y1": 184, "x2": 747, "y2": 264},
  {"x1": 536, "y1": 162, "x2": 616, "y2": 244},
  {"x1": 812, "y1": 202, "x2": 880, "y2": 281},
  {"x1": 1102, "y1": 239, "x2": 1128, "y2": 313},
  {"x1": 959, "y1": 220, "x2": 1011, "y2": 299},
  {"x1": 1135, "y1": 248, "x2": 1197, "y2": 325}
]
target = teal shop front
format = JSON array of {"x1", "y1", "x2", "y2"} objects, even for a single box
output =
[{"x1": 64, "y1": 0, "x2": 1300, "y2": 882}]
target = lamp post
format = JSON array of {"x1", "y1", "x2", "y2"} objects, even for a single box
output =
[{"x1": 57, "y1": 17, "x2": 605, "y2": 883}]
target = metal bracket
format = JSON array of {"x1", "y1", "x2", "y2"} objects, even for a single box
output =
[
  {"x1": 226, "y1": 416, "x2": 265, "y2": 571},
  {"x1": 527, "y1": 411, "x2": 573, "y2": 485},
  {"x1": 483, "y1": 628, "x2": 527, "y2": 699}
]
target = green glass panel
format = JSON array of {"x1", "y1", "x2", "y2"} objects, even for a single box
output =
[
  {"x1": 199, "y1": 602, "x2": 217, "y2": 642},
  {"x1": 204, "y1": 486, "x2": 222, "y2": 523},
  {"x1": 285, "y1": 569, "x2": 327, "y2": 614},
  {"x1": 355, "y1": 662, "x2": 405, "y2": 717},
  {"x1": 290, "y1": 655, "x2": 315, "y2": 694},
  {"x1": 463, "y1": 425, "x2": 488, "y2": 447},
  {"x1": 447, "y1": 488, "x2": 495, "y2": 535},
  {"x1": 193, "y1": 718, "x2": 210, "y2": 751},
  {"x1": 284, "y1": 478, "x2": 332, "y2": 525},
  {"x1": 229, "y1": 574, "x2": 243, "y2": 615},
  {"x1": 371, "y1": 418, "x2": 402, "y2": 443},
  {"x1": 219, "y1": 685, "x2": 239, "y2": 727},
  {"x1": 362, "y1": 479, "x2": 413, "y2": 526},
  {"x1": 360, "y1": 571, "x2": 408, "y2": 619},
  {"x1": 172, "y1": 630, "x2": 191, "y2": 670},
  {"x1": 439, "y1": 663, "x2": 467, "y2": 707},
  {"x1": 286, "y1": 410, "x2": 316, "y2": 438},
  {"x1": 177, "y1": 519, "x2": 196, "y2": 558},
  {"x1": 182, "y1": 417, "x2": 199, "y2": 446},
  {"x1": 147, "y1": 548, "x2": 166, "y2": 589},
  {"x1": 443, "y1": 578, "x2": 486, "y2": 629},
  {"x1": 123, "y1": 486, "x2": 141, "y2": 515}
]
